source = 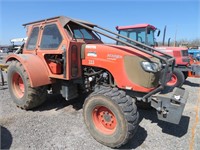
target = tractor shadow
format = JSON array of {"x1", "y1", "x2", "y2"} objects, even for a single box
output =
[
  {"x1": 120, "y1": 108, "x2": 189, "y2": 149},
  {"x1": 0, "y1": 126, "x2": 13, "y2": 149},
  {"x1": 184, "y1": 80, "x2": 200, "y2": 87},
  {"x1": 137, "y1": 108, "x2": 190, "y2": 137},
  {"x1": 119, "y1": 125, "x2": 147, "y2": 149},
  {"x1": 33, "y1": 93, "x2": 87, "y2": 112}
]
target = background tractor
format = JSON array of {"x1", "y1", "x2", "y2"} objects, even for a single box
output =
[
  {"x1": 188, "y1": 48, "x2": 200, "y2": 61},
  {"x1": 116, "y1": 24, "x2": 200, "y2": 87},
  {"x1": 6, "y1": 16, "x2": 188, "y2": 148}
]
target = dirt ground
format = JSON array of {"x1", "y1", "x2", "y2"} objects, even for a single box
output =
[{"x1": 0, "y1": 57, "x2": 200, "y2": 149}]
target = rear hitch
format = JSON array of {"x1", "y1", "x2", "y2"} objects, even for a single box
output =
[{"x1": 150, "y1": 87, "x2": 188, "y2": 124}]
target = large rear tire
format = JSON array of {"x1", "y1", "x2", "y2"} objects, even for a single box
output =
[
  {"x1": 166, "y1": 68, "x2": 185, "y2": 88},
  {"x1": 83, "y1": 86, "x2": 139, "y2": 148},
  {"x1": 7, "y1": 61, "x2": 47, "y2": 110}
]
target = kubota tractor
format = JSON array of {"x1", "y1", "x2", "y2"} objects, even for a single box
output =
[
  {"x1": 116, "y1": 24, "x2": 200, "y2": 87},
  {"x1": 6, "y1": 16, "x2": 188, "y2": 148}
]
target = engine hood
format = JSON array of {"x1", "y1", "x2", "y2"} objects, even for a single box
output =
[{"x1": 82, "y1": 43, "x2": 162, "y2": 92}]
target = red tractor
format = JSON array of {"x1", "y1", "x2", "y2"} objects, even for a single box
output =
[
  {"x1": 116, "y1": 24, "x2": 200, "y2": 87},
  {"x1": 6, "y1": 16, "x2": 188, "y2": 148}
]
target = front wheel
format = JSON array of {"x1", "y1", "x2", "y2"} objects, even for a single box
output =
[
  {"x1": 83, "y1": 86, "x2": 139, "y2": 148},
  {"x1": 7, "y1": 61, "x2": 47, "y2": 110},
  {"x1": 166, "y1": 69, "x2": 185, "y2": 88}
]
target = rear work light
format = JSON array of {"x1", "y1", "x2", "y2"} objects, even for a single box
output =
[{"x1": 71, "y1": 45, "x2": 78, "y2": 77}]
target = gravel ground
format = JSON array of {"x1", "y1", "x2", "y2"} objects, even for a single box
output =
[{"x1": 0, "y1": 54, "x2": 200, "y2": 150}]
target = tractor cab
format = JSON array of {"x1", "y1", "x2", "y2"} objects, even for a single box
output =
[{"x1": 116, "y1": 24, "x2": 158, "y2": 47}]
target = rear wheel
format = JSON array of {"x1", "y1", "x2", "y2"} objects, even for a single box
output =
[
  {"x1": 7, "y1": 61, "x2": 47, "y2": 110},
  {"x1": 166, "y1": 69, "x2": 185, "y2": 88},
  {"x1": 83, "y1": 86, "x2": 139, "y2": 148}
]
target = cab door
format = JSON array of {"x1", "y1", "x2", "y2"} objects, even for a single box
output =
[
  {"x1": 36, "y1": 22, "x2": 69, "y2": 79},
  {"x1": 23, "y1": 25, "x2": 40, "y2": 54}
]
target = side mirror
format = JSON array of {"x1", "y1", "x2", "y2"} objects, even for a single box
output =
[{"x1": 157, "y1": 30, "x2": 160, "y2": 37}]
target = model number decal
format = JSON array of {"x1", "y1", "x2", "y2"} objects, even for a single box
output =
[{"x1": 88, "y1": 60, "x2": 95, "y2": 65}]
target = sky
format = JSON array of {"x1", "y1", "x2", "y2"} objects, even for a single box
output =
[{"x1": 0, "y1": 0, "x2": 199, "y2": 45}]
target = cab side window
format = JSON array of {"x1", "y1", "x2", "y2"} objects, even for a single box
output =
[
  {"x1": 40, "y1": 24, "x2": 62, "y2": 49},
  {"x1": 26, "y1": 27, "x2": 39, "y2": 50}
]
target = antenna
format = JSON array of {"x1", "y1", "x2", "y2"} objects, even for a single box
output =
[
  {"x1": 162, "y1": 25, "x2": 166, "y2": 46},
  {"x1": 174, "y1": 26, "x2": 177, "y2": 47}
]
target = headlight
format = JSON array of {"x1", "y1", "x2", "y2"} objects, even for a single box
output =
[{"x1": 141, "y1": 61, "x2": 161, "y2": 72}]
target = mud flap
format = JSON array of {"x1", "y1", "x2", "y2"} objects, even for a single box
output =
[{"x1": 150, "y1": 87, "x2": 188, "y2": 124}]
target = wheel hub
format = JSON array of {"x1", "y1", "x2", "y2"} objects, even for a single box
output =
[
  {"x1": 167, "y1": 74, "x2": 177, "y2": 86},
  {"x1": 12, "y1": 72, "x2": 25, "y2": 98},
  {"x1": 103, "y1": 112, "x2": 111, "y2": 122},
  {"x1": 92, "y1": 106, "x2": 117, "y2": 135}
]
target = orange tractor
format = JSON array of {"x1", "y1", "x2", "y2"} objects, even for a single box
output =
[{"x1": 6, "y1": 16, "x2": 188, "y2": 148}]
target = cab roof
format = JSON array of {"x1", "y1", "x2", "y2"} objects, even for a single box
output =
[
  {"x1": 116, "y1": 24, "x2": 156, "y2": 30},
  {"x1": 22, "y1": 16, "x2": 96, "y2": 27}
]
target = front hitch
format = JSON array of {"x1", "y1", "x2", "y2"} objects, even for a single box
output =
[{"x1": 150, "y1": 87, "x2": 188, "y2": 124}]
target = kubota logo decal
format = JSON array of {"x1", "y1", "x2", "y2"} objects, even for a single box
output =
[{"x1": 107, "y1": 54, "x2": 122, "y2": 60}]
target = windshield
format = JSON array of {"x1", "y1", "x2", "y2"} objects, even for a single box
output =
[
  {"x1": 117, "y1": 27, "x2": 155, "y2": 46},
  {"x1": 65, "y1": 22, "x2": 100, "y2": 40}
]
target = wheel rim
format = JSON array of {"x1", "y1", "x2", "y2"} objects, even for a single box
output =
[
  {"x1": 12, "y1": 72, "x2": 25, "y2": 98},
  {"x1": 167, "y1": 74, "x2": 177, "y2": 86},
  {"x1": 92, "y1": 106, "x2": 117, "y2": 135}
]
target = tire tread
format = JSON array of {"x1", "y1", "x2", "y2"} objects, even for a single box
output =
[
  {"x1": 86, "y1": 85, "x2": 139, "y2": 148},
  {"x1": 8, "y1": 61, "x2": 47, "y2": 110}
]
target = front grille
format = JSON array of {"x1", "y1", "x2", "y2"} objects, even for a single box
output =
[{"x1": 181, "y1": 50, "x2": 188, "y2": 56}]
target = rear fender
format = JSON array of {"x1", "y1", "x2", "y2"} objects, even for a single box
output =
[{"x1": 6, "y1": 54, "x2": 52, "y2": 87}]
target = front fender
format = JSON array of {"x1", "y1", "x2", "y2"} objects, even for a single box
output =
[{"x1": 6, "y1": 54, "x2": 52, "y2": 87}]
